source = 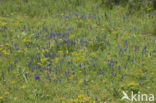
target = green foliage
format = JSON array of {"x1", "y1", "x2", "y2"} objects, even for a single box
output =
[
  {"x1": 0, "y1": 0, "x2": 155, "y2": 16},
  {"x1": 0, "y1": 0, "x2": 156, "y2": 103},
  {"x1": 127, "y1": 0, "x2": 154, "y2": 14}
]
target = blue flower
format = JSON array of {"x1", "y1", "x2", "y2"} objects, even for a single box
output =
[
  {"x1": 2, "y1": 72, "x2": 4, "y2": 81},
  {"x1": 95, "y1": 97, "x2": 98, "y2": 101},
  {"x1": 34, "y1": 74, "x2": 40, "y2": 80},
  {"x1": 25, "y1": 72, "x2": 28, "y2": 78}
]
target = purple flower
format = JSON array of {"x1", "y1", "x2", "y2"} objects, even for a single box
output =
[
  {"x1": 75, "y1": 76, "x2": 78, "y2": 80},
  {"x1": 134, "y1": 27, "x2": 136, "y2": 32},
  {"x1": 135, "y1": 45, "x2": 138, "y2": 52},
  {"x1": 43, "y1": 27, "x2": 48, "y2": 32},
  {"x1": 2, "y1": 72, "x2": 4, "y2": 81},
  {"x1": 37, "y1": 56, "x2": 40, "y2": 61},
  {"x1": 36, "y1": 65, "x2": 41, "y2": 69},
  {"x1": 34, "y1": 74, "x2": 40, "y2": 80},
  {"x1": 75, "y1": 13, "x2": 78, "y2": 17},
  {"x1": 150, "y1": 52, "x2": 152, "y2": 56},
  {"x1": 84, "y1": 80, "x2": 86, "y2": 85},
  {"x1": 50, "y1": 32, "x2": 55, "y2": 38},
  {"x1": 118, "y1": 66, "x2": 121, "y2": 72},
  {"x1": 47, "y1": 67, "x2": 52, "y2": 72},
  {"x1": 79, "y1": 64, "x2": 82, "y2": 68},
  {"x1": 99, "y1": 68, "x2": 101, "y2": 72},
  {"x1": 66, "y1": 77, "x2": 69, "y2": 81},
  {"x1": 142, "y1": 49, "x2": 144, "y2": 56},
  {"x1": 95, "y1": 97, "x2": 98, "y2": 101},
  {"x1": 116, "y1": 61, "x2": 118, "y2": 64},
  {"x1": 46, "y1": 75, "x2": 51, "y2": 81},
  {"x1": 59, "y1": 79, "x2": 62, "y2": 84},
  {"x1": 72, "y1": 72, "x2": 75, "y2": 75},
  {"x1": 144, "y1": 46, "x2": 147, "y2": 50},
  {"x1": 28, "y1": 60, "x2": 32, "y2": 67},
  {"x1": 25, "y1": 72, "x2": 28, "y2": 78}
]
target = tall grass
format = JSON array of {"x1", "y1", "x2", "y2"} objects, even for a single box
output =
[{"x1": 0, "y1": 0, "x2": 155, "y2": 103}]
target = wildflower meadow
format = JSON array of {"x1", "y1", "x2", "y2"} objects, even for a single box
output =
[{"x1": 0, "y1": 0, "x2": 156, "y2": 103}]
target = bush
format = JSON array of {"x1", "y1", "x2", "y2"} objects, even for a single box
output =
[
  {"x1": 127, "y1": 0, "x2": 154, "y2": 13},
  {"x1": 99, "y1": 0, "x2": 155, "y2": 12}
]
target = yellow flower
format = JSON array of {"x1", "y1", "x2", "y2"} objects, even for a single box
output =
[
  {"x1": 44, "y1": 49, "x2": 48, "y2": 52},
  {"x1": 72, "y1": 51, "x2": 78, "y2": 56},
  {"x1": 78, "y1": 94, "x2": 85, "y2": 98},
  {"x1": 1, "y1": 22, "x2": 7, "y2": 26},
  {"x1": 85, "y1": 65, "x2": 89, "y2": 68},
  {"x1": 98, "y1": 41, "x2": 104, "y2": 45},
  {"x1": 38, "y1": 29, "x2": 40, "y2": 32},
  {"x1": 87, "y1": 19, "x2": 91, "y2": 22},
  {"x1": 90, "y1": 41, "x2": 94, "y2": 46},
  {"x1": 23, "y1": 37, "x2": 28, "y2": 42},
  {"x1": 15, "y1": 21, "x2": 19, "y2": 25},
  {"x1": 104, "y1": 61, "x2": 106, "y2": 64},
  {"x1": 78, "y1": 99, "x2": 82, "y2": 102},
  {"x1": 120, "y1": 83, "x2": 126, "y2": 87},
  {"x1": 74, "y1": 57, "x2": 81, "y2": 61},
  {"x1": 10, "y1": 12, "x2": 15, "y2": 15},
  {"x1": 112, "y1": 100, "x2": 117, "y2": 103},
  {"x1": 117, "y1": 62, "x2": 120, "y2": 66},
  {"x1": 84, "y1": 97, "x2": 90, "y2": 102},
  {"x1": 108, "y1": 56, "x2": 111, "y2": 60},
  {"x1": 37, "y1": 62, "x2": 42, "y2": 65},
  {"x1": 69, "y1": 75, "x2": 75, "y2": 79},
  {"x1": 0, "y1": 96, "x2": 2, "y2": 100},
  {"x1": 147, "y1": 8, "x2": 152, "y2": 11},
  {"x1": 147, "y1": 33, "x2": 152, "y2": 36},
  {"x1": 0, "y1": 17, "x2": 6, "y2": 21},
  {"x1": 69, "y1": 99, "x2": 74, "y2": 102},
  {"x1": 69, "y1": 35, "x2": 74, "y2": 39},
  {"x1": 14, "y1": 97, "x2": 17, "y2": 101},
  {"x1": 17, "y1": 50, "x2": 22, "y2": 53},
  {"x1": 60, "y1": 98, "x2": 64, "y2": 100},
  {"x1": 80, "y1": 19, "x2": 83, "y2": 23},
  {"x1": 59, "y1": 39, "x2": 63, "y2": 41},
  {"x1": 147, "y1": 55, "x2": 151, "y2": 58},
  {"x1": 11, "y1": 81, "x2": 16, "y2": 84},
  {"x1": 93, "y1": 101, "x2": 96, "y2": 103},
  {"x1": 2, "y1": 50, "x2": 10, "y2": 55},
  {"x1": 91, "y1": 52, "x2": 96, "y2": 57},
  {"x1": 128, "y1": 81, "x2": 139, "y2": 86},
  {"x1": 58, "y1": 51, "x2": 63, "y2": 54},
  {"x1": 41, "y1": 58, "x2": 48, "y2": 63},
  {"x1": 21, "y1": 85, "x2": 27, "y2": 89},
  {"x1": 33, "y1": 16, "x2": 37, "y2": 21},
  {"x1": 66, "y1": 50, "x2": 68, "y2": 54},
  {"x1": 55, "y1": 58, "x2": 59, "y2": 63},
  {"x1": 0, "y1": 45, "x2": 3, "y2": 50},
  {"x1": 50, "y1": 42, "x2": 54, "y2": 47},
  {"x1": 94, "y1": 24, "x2": 97, "y2": 28},
  {"x1": 139, "y1": 34, "x2": 142, "y2": 37},
  {"x1": 4, "y1": 92, "x2": 9, "y2": 95}
]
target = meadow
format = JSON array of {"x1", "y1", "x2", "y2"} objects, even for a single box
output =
[{"x1": 0, "y1": 0, "x2": 156, "y2": 103}]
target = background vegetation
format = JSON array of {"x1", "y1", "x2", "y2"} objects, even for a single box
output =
[{"x1": 0, "y1": 0, "x2": 155, "y2": 103}]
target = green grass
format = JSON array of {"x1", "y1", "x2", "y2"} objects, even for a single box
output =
[{"x1": 0, "y1": 0, "x2": 156, "y2": 103}]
